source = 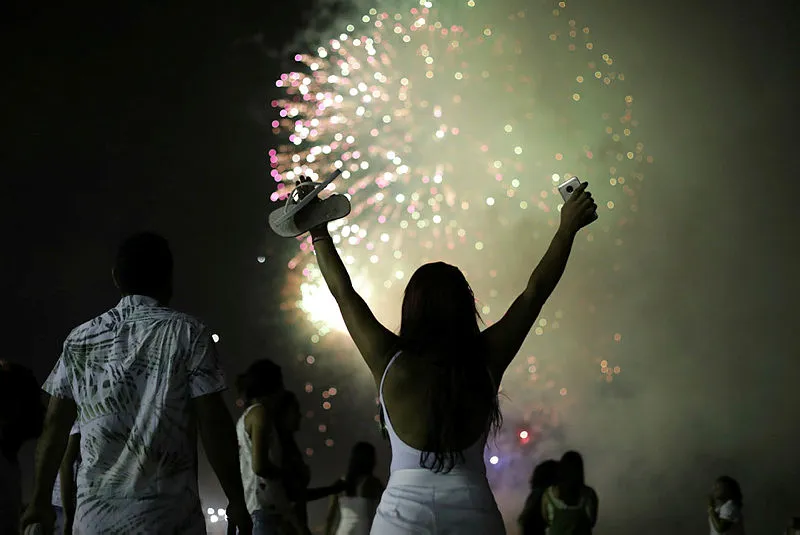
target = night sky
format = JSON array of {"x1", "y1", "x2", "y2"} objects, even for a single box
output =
[{"x1": 3, "y1": 0, "x2": 798, "y2": 533}]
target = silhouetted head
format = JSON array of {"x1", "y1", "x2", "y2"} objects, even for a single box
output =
[
  {"x1": 714, "y1": 475, "x2": 743, "y2": 508},
  {"x1": 400, "y1": 262, "x2": 481, "y2": 351},
  {"x1": 558, "y1": 450, "x2": 585, "y2": 491},
  {"x1": 235, "y1": 359, "x2": 284, "y2": 406},
  {"x1": 113, "y1": 232, "x2": 173, "y2": 304},
  {"x1": 275, "y1": 390, "x2": 301, "y2": 434},
  {"x1": 530, "y1": 459, "x2": 559, "y2": 490},
  {"x1": 345, "y1": 442, "x2": 377, "y2": 495},
  {"x1": 0, "y1": 360, "x2": 45, "y2": 459}
]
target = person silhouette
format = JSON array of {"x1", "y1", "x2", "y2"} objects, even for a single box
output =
[
  {"x1": 21, "y1": 232, "x2": 252, "y2": 534},
  {"x1": 285, "y1": 176, "x2": 597, "y2": 534}
]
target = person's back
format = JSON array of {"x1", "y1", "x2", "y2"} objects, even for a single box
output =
[
  {"x1": 541, "y1": 451, "x2": 598, "y2": 535},
  {"x1": 21, "y1": 233, "x2": 253, "y2": 535},
  {"x1": 294, "y1": 175, "x2": 598, "y2": 534},
  {"x1": 542, "y1": 486, "x2": 597, "y2": 535},
  {"x1": 48, "y1": 296, "x2": 218, "y2": 530},
  {"x1": 519, "y1": 459, "x2": 559, "y2": 535}
]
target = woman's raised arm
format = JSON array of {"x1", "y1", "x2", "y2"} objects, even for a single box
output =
[{"x1": 310, "y1": 225, "x2": 397, "y2": 381}]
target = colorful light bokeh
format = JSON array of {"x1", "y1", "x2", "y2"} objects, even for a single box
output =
[{"x1": 266, "y1": 0, "x2": 650, "y2": 493}]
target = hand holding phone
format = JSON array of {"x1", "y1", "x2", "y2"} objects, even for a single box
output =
[{"x1": 557, "y1": 177, "x2": 598, "y2": 232}]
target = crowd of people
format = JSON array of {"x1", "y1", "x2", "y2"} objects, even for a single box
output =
[{"x1": 0, "y1": 179, "x2": 750, "y2": 534}]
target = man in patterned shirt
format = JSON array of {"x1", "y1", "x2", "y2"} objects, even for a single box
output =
[{"x1": 21, "y1": 232, "x2": 252, "y2": 534}]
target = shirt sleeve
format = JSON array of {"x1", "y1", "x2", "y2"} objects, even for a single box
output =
[
  {"x1": 718, "y1": 501, "x2": 740, "y2": 522},
  {"x1": 42, "y1": 341, "x2": 75, "y2": 400},
  {"x1": 187, "y1": 326, "x2": 227, "y2": 398}
]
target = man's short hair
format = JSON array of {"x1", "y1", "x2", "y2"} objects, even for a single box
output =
[{"x1": 114, "y1": 232, "x2": 173, "y2": 298}]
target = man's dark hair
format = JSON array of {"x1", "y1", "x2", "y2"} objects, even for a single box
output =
[{"x1": 114, "y1": 232, "x2": 173, "y2": 301}]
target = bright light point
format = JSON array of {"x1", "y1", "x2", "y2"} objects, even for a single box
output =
[
  {"x1": 257, "y1": 256, "x2": 266, "y2": 263},
  {"x1": 211, "y1": 334, "x2": 220, "y2": 343},
  {"x1": 519, "y1": 430, "x2": 529, "y2": 439},
  {"x1": 395, "y1": 271, "x2": 404, "y2": 279},
  {"x1": 217, "y1": 509, "x2": 225, "y2": 516},
  {"x1": 514, "y1": 146, "x2": 523, "y2": 155},
  {"x1": 486, "y1": 197, "x2": 495, "y2": 206},
  {"x1": 346, "y1": 25, "x2": 355, "y2": 32},
  {"x1": 475, "y1": 241, "x2": 484, "y2": 250},
  {"x1": 207, "y1": 508, "x2": 214, "y2": 515},
  {"x1": 299, "y1": 280, "x2": 347, "y2": 332},
  {"x1": 552, "y1": 173, "x2": 561, "y2": 182},
  {"x1": 504, "y1": 124, "x2": 512, "y2": 133},
  {"x1": 489, "y1": 455, "x2": 499, "y2": 465},
  {"x1": 210, "y1": 515, "x2": 219, "y2": 523}
]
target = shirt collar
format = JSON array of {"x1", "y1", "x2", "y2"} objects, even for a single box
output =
[{"x1": 116, "y1": 295, "x2": 160, "y2": 308}]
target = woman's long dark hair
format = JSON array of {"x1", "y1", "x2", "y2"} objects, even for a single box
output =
[
  {"x1": 344, "y1": 442, "x2": 376, "y2": 496},
  {"x1": 557, "y1": 450, "x2": 585, "y2": 505},
  {"x1": 235, "y1": 359, "x2": 283, "y2": 406},
  {"x1": 398, "y1": 262, "x2": 502, "y2": 473},
  {"x1": 717, "y1": 475, "x2": 743, "y2": 509}
]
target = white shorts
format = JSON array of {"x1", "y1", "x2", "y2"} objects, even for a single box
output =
[{"x1": 370, "y1": 468, "x2": 505, "y2": 535}]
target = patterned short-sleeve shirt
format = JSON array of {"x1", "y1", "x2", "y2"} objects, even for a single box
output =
[{"x1": 44, "y1": 295, "x2": 227, "y2": 535}]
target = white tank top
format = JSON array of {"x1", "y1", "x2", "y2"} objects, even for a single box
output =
[
  {"x1": 379, "y1": 351, "x2": 492, "y2": 473},
  {"x1": 236, "y1": 403, "x2": 291, "y2": 515},
  {"x1": 335, "y1": 496, "x2": 377, "y2": 535}
]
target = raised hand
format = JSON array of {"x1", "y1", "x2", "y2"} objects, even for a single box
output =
[{"x1": 559, "y1": 181, "x2": 597, "y2": 234}]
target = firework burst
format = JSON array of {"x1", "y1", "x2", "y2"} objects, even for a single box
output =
[{"x1": 267, "y1": 0, "x2": 651, "y2": 484}]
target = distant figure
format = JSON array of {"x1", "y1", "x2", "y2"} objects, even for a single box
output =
[
  {"x1": 518, "y1": 459, "x2": 559, "y2": 535},
  {"x1": 541, "y1": 451, "x2": 599, "y2": 534},
  {"x1": 708, "y1": 475, "x2": 745, "y2": 535},
  {"x1": 20, "y1": 232, "x2": 252, "y2": 534},
  {"x1": 52, "y1": 422, "x2": 81, "y2": 535},
  {"x1": 288, "y1": 176, "x2": 597, "y2": 534},
  {"x1": 234, "y1": 359, "x2": 303, "y2": 534},
  {"x1": 0, "y1": 360, "x2": 45, "y2": 534},
  {"x1": 325, "y1": 442, "x2": 383, "y2": 535},
  {"x1": 274, "y1": 390, "x2": 346, "y2": 535}
]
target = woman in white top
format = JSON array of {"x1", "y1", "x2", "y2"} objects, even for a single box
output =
[
  {"x1": 286, "y1": 176, "x2": 596, "y2": 534},
  {"x1": 708, "y1": 475, "x2": 745, "y2": 535},
  {"x1": 234, "y1": 359, "x2": 303, "y2": 535},
  {"x1": 325, "y1": 442, "x2": 383, "y2": 535}
]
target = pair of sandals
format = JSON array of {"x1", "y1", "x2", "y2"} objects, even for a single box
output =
[{"x1": 268, "y1": 169, "x2": 352, "y2": 238}]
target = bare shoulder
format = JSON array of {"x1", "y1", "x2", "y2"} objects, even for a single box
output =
[{"x1": 244, "y1": 403, "x2": 267, "y2": 425}]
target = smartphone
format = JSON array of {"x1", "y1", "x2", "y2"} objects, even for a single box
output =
[{"x1": 558, "y1": 176, "x2": 598, "y2": 221}]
